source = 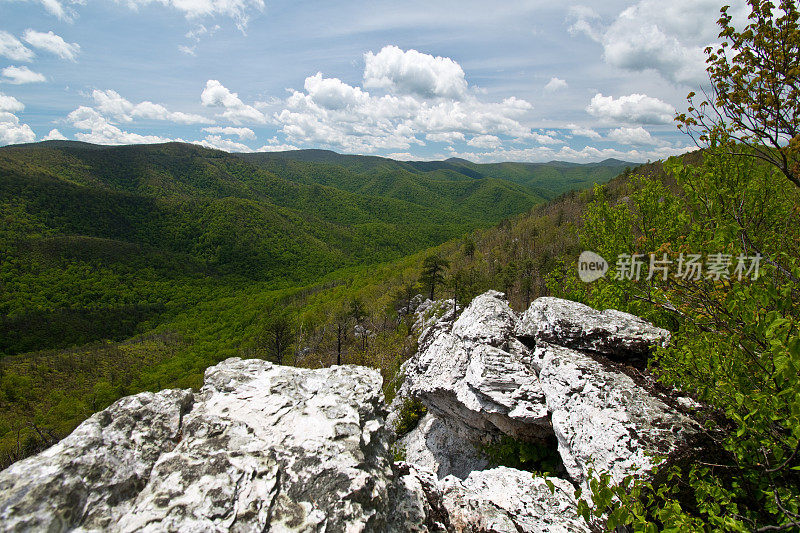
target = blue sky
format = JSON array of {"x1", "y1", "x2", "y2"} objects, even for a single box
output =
[{"x1": 0, "y1": 0, "x2": 749, "y2": 162}]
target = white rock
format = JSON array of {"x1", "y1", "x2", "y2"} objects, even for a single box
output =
[
  {"x1": 0, "y1": 389, "x2": 193, "y2": 532},
  {"x1": 0, "y1": 359, "x2": 396, "y2": 532},
  {"x1": 440, "y1": 467, "x2": 589, "y2": 533},
  {"x1": 517, "y1": 297, "x2": 670, "y2": 357},
  {"x1": 404, "y1": 293, "x2": 550, "y2": 442},
  {"x1": 401, "y1": 413, "x2": 489, "y2": 480},
  {"x1": 532, "y1": 342, "x2": 697, "y2": 484}
]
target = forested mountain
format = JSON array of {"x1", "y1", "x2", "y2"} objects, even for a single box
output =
[
  {"x1": 0, "y1": 140, "x2": 629, "y2": 467},
  {"x1": 239, "y1": 149, "x2": 630, "y2": 202},
  {"x1": 0, "y1": 140, "x2": 627, "y2": 357}
]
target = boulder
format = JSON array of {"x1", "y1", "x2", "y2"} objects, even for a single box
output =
[
  {"x1": 390, "y1": 464, "x2": 589, "y2": 533},
  {"x1": 0, "y1": 359, "x2": 395, "y2": 532},
  {"x1": 531, "y1": 341, "x2": 697, "y2": 484},
  {"x1": 439, "y1": 467, "x2": 589, "y2": 533},
  {"x1": 403, "y1": 292, "x2": 550, "y2": 442},
  {"x1": 0, "y1": 389, "x2": 193, "y2": 532},
  {"x1": 516, "y1": 297, "x2": 670, "y2": 357}
]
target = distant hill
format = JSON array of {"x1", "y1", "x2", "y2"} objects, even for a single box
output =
[
  {"x1": 0, "y1": 140, "x2": 631, "y2": 356},
  {"x1": 240, "y1": 150, "x2": 634, "y2": 201}
]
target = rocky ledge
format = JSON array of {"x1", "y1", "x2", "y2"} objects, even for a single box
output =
[{"x1": 0, "y1": 292, "x2": 699, "y2": 532}]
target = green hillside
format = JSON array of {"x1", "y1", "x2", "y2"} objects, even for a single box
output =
[{"x1": 0, "y1": 140, "x2": 627, "y2": 467}]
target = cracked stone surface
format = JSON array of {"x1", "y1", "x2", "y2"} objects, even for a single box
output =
[
  {"x1": 516, "y1": 297, "x2": 671, "y2": 357},
  {"x1": 400, "y1": 413, "x2": 490, "y2": 480},
  {"x1": 0, "y1": 359, "x2": 394, "y2": 532},
  {"x1": 439, "y1": 467, "x2": 588, "y2": 533},
  {"x1": 0, "y1": 389, "x2": 193, "y2": 532},
  {"x1": 402, "y1": 291, "x2": 550, "y2": 443},
  {"x1": 531, "y1": 341, "x2": 697, "y2": 484}
]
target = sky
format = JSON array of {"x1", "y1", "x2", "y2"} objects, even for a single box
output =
[{"x1": 0, "y1": 0, "x2": 750, "y2": 163}]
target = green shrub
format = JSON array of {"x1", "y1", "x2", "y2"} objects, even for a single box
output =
[
  {"x1": 394, "y1": 397, "x2": 427, "y2": 437},
  {"x1": 480, "y1": 435, "x2": 563, "y2": 476}
]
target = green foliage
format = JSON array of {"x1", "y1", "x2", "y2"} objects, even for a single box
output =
[
  {"x1": 558, "y1": 143, "x2": 800, "y2": 531},
  {"x1": 0, "y1": 140, "x2": 625, "y2": 469},
  {"x1": 481, "y1": 435, "x2": 563, "y2": 476},
  {"x1": 420, "y1": 255, "x2": 450, "y2": 300},
  {"x1": 394, "y1": 397, "x2": 428, "y2": 437}
]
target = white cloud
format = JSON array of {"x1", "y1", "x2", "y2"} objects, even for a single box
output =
[
  {"x1": 544, "y1": 77, "x2": 567, "y2": 92},
  {"x1": 23, "y1": 29, "x2": 80, "y2": 61},
  {"x1": 607, "y1": 126, "x2": 658, "y2": 145},
  {"x1": 445, "y1": 143, "x2": 693, "y2": 164},
  {"x1": 200, "y1": 80, "x2": 266, "y2": 124},
  {"x1": 91, "y1": 89, "x2": 211, "y2": 124},
  {"x1": 566, "y1": 123, "x2": 601, "y2": 139},
  {"x1": 273, "y1": 48, "x2": 535, "y2": 154},
  {"x1": 67, "y1": 106, "x2": 180, "y2": 145},
  {"x1": 2, "y1": 66, "x2": 47, "y2": 84},
  {"x1": 118, "y1": 0, "x2": 265, "y2": 30},
  {"x1": 202, "y1": 126, "x2": 256, "y2": 139},
  {"x1": 586, "y1": 93, "x2": 675, "y2": 124},
  {"x1": 29, "y1": 0, "x2": 77, "y2": 20},
  {"x1": 178, "y1": 44, "x2": 196, "y2": 55},
  {"x1": 195, "y1": 134, "x2": 252, "y2": 152},
  {"x1": 569, "y1": 0, "x2": 748, "y2": 86},
  {"x1": 0, "y1": 31, "x2": 35, "y2": 62},
  {"x1": 0, "y1": 111, "x2": 36, "y2": 145},
  {"x1": 467, "y1": 134, "x2": 501, "y2": 149},
  {"x1": 254, "y1": 137, "x2": 299, "y2": 152},
  {"x1": 364, "y1": 45, "x2": 468, "y2": 99},
  {"x1": 425, "y1": 131, "x2": 465, "y2": 144},
  {"x1": 42, "y1": 128, "x2": 67, "y2": 140},
  {"x1": 527, "y1": 132, "x2": 561, "y2": 145},
  {"x1": 0, "y1": 92, "x2": 25, "y2": 113}
]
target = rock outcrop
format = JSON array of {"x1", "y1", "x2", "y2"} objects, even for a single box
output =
[
  {"x1": 398, "y1": 291, "x2": 696, "y2": 488},
  {"x1": 516, "y1": 297, "x2": 671, "y2": 358},
  {"x1": 1, "y1": 360, "x2": 394, "y2": 532},
  {"x1": 401, "y1": 291, "x2": 551, "y2": 443},
  {"x1": 0, "y1": 291, "x2": 698, "y2": 532},
  {"x1": 531, "y1": 341, "x2": 695, "y2": 483},
  {"x1": 400, "y1": 413, "x2": 489, "y2": 480}
]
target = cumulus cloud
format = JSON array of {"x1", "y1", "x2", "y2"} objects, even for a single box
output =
[
  {"x1": 0, "y1": 92, "x2": 35, "y2": 146},
  {"x1": 200, "y1": 80, "x2": 266, "y2": 124},
  {"x1": 0, "y1": 112, "x2": 36, "y2": 145},
  {"x1": 607, "y1": 126, "x2": 658, "y2": 145},
  {"x1": 195, "y1": 134, "x2": 253, "y2": 152},
  {"x1": 586, "y1": 93, "x2": 675, "y2": 124},
  {"x1": 544, "y1": 77, "x2": 568, "y2": 92},
  {"x1": 23, "y1": 29, "x2": 80, "y2": 61},
  {"x1": 0, "y1": 31, "x2": 35, "y2": 62},
  {"x1": 569, "y1": 0, "x2": 748, "y2": 86},
  {"x1": 42, "y1": 128, "x2": 67, "y2": 140},
  {"x1": 566, "y1": 123, "x2": 601, "y2": 139},
  {"x1": 92, "y1": 89, "x2": 211, "y2": 124},
  {"x1": 202, "y1": 126, "x2": 256, "y2": 140},
  {"x1": 445, "y1": 143, "x2": 693, "y2": 164},
  {"x1": 67, "y1": 106, "x2": 180, "y2": 145},
  {"x1": 467, "y1": 134, "x2": 502, "y2": 149},
  {"x1": 364, "y1": 45, "x2": 468, "y2": 99},
  {"x1": 254, "y1": 137, "x2": 299, "y2": 152},
  {"x1": 425, "y1": 131, "x2": 465, "y2": 144},
  {"x1": 272, "y1": 48, "x2": 535, "y2": 154},
  {"x1": 2, "y1": 66, "x2": 47, "y2": 84},
  {"x1": 0, "y1": 93, "x2": 25, "y2": 113}
]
